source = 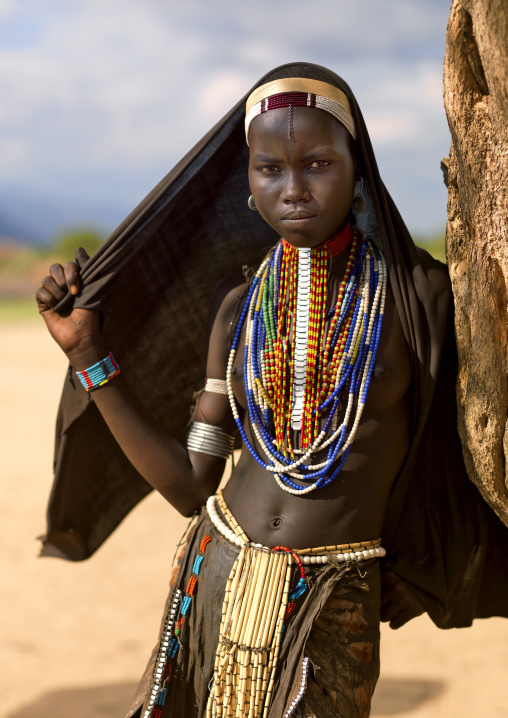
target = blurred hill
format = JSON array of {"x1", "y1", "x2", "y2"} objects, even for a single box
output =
[
  {"x1": 0, "y1": 186, "x2": 126, "y2": 244},
  {"x1": 0, "y1": 227, "x2": 446, "y2": 307},
  {"x1": 0, "y1": 228, "x2": 106, "y2": 301}
]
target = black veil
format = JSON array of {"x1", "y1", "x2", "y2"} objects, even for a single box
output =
[{"x1": 42, "y1": 62, "x2": 508, "y2": 628}]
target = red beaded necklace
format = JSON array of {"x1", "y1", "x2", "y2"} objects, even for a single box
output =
[
  {"x1": 281, "y1": 220, "x2": 353, "y2": 257},
  {"x1": 322, "y1": 221, "x2": 353, "y2": 257},
  {"x1": 271, "y1": 221, "x2": 357, "y2": 450}
]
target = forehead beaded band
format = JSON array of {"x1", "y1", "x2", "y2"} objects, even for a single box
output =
[{"x1": 245, "y1": 77, "x2": 357, "y2": 143}]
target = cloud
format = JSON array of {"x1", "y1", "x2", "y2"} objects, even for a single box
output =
[
  {"x1": 0, "y1": 0, "x2": 12, "y2": 19},
  {"x1": 0, "y1": 0, "x2": 452, "y2": 233},
  {"x1": 360, "y1": 61, "x2": 448, "y2": 147},
  {"x1": 0, "y1": 2, "x2": 204, "y2": 164},
  {"x1": 199, "y1": 73, "x2": 252, "y2": 121},
  {"x1": 156, "y1": 0, "x2": 448, "y2": 63},
  {"x1": 0, "y1": 138, "x2": 30, "y2": 175}
]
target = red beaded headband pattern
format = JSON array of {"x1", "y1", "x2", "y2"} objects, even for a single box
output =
[{"x1": 245, "y1": 77, "x2": 356, "y2": 143}]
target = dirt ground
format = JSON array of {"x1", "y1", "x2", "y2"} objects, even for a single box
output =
[{"x1": 1, "y1": 320, "x2": 508, "y2": 718}]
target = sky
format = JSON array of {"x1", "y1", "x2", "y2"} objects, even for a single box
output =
[{"x1": 0, "y1": 0, "x2": 452, "y2": 240}]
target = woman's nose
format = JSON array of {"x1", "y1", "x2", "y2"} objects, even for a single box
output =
[{"x1": 282, "y1": 171, "x2": 310, "y2": 204}]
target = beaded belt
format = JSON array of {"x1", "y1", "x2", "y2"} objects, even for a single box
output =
[
  {"x1": 205, "y1": 492, "x2": 385, "y2": 718},
  {"x1": 206, "y1": 493, "x2": 385, "y2": 564}
]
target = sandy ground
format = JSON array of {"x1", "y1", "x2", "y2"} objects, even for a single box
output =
[{"x1": 1, "y1": 320, "x2": 508, "y2": 718}]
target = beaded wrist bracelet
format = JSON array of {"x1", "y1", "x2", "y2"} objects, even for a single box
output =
[{"x1": 75, "y1": 352, "x2": 121, "y2": 392}]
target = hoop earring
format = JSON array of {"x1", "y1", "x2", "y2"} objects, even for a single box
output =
[
  {"x1": 248, "y1": 195, "x2": 258, "y2": 211},
  {"x1": 352, "y1": 177, "x2": 366, "y2": 214}
]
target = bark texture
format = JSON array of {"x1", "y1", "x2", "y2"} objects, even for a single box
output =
[{"x1": 444, "y1": 0, "x2": 508, "y2": 526}]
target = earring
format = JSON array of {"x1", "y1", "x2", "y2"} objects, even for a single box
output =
[
  {"x1": 352, "y1": 177, "x2": 366, "y2": 213},
  {"x1": 248, "y1": 195, "x2": 258, "y2": 211}
]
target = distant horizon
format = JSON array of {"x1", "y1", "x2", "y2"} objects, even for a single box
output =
[{"x1": 0, "y1": 222, "x2": 447, "y2": 249}]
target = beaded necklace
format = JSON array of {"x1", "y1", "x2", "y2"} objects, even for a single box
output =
[{"x1": 226, "y1": 224, "x2": 387, "y2": 495}]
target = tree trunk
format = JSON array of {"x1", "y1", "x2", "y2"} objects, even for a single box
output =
[{"x1": 444, "y1": 0, "x2": 508, "y2": 526}]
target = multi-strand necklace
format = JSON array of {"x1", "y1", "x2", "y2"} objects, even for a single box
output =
[{"x1": 226, "y1": 222, "x2": 387, "y2": 495}]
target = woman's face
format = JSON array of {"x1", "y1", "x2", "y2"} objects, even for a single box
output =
[{"x1": 248, "y1": 105, "x2": 357, "y2": 248}]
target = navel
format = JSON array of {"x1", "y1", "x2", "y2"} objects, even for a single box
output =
[{"x1": 270, "y1": 517, "x2": 283, "y2": 530}]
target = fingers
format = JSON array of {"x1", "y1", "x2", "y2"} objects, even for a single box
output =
[
  {"x1": 36, "y1": 271, "x2": 68, "y2": 312},
  {"x1": 35, "y1": 284, "x2": 59, "y2": 313},
  {"x1": 45, "y1": 261, "x2": 80, "y2": 295},
  {"x1": 75, "y1": 246, "x2": 91, "y2": 268},
  {"x1": 44, "y1": 271, "x2": 67, "y2": 300},
  {"x1": 63, "y1": 247, "x2": 91, "y2": 294},
  {"x1": 380, "y1": 570, "x2": 426, "y2": 629},
  {"x1": 47, "y1": 262, "x2": 66, "y2": 288},
  {"x1": 380, "y1": 597, "x2": 400, "y2": 624},
  {"x1": 380, "y1": 599, "x2": 419, "y2": 629},
  {"x1": 64, "y1": 261, "x2": 81, "y2": 295},
  {"x1": 35, "y1": 259, "x2": 82, "y2": 313},
  {"x1": 381, "y1": 582, "x2": 404, "y2": 607},
  {"x1": 381, "y1": 570, "x2": 415, "y2": 604}
]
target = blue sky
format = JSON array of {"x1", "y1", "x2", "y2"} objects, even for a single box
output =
[{"x1": 0, "y1": 0, "x2": 452, "y2": 239}]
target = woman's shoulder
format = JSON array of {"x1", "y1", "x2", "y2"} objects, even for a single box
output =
[
  {"x1": 216, "y1": 280, "x2": 249, "y2": 324},
  {"x1": 415, "y1": 245, "x2": 451, "y2": 295},
  {"x1": 206, "y1": 274, "x2": 250, "y2": 351}
]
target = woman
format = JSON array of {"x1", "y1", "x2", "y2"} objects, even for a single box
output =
[{"x1": 36, "y1": 63, "x2": 506, "y2": 718}]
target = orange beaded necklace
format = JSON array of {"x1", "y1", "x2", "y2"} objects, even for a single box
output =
[
  {"x1": 228, "y1": 222, "x2": 387, "y2": 494},
  {"x1": 268, "y1": 222, "x2": 357, "y2": 452}
]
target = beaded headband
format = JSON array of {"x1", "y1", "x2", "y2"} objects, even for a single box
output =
[{"x1": 245, "y1": 77, "x2": 356, "y2": 143}]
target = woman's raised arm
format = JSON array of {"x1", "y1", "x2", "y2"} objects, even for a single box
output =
[{"x1": 35, "y1": 252, "x2": 241, "y2": 516}]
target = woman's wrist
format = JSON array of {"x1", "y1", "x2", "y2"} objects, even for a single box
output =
[{"x1": 67, "y1": 341, "x2": 109, "y2": 372}]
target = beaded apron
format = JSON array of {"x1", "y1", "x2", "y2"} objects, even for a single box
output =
[
  {"x1": 136, "y1": 496, "x2": 383, "y2": 718},
  {"x1": 138, "y1": 494, "x2": 384, "y2": 718},
  {"x1": 206, "y1": 492, "x2": 384, "y2": 718}
]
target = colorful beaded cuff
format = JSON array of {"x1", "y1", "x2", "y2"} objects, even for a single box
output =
[{"x1": 75, "y1": 352, "x2": 121, "y2": 392}]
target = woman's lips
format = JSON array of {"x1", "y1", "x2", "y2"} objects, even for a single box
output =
[{"x1": 280, "y1": 214, "x2": 317, "y2": 224}]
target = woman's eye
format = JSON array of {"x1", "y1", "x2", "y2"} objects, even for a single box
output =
[
  {"x1": 260, "y1": 165, "x2": 280, "y2": 173},
  {"x1": 309, "y1": 160, "x2": 330, "y2": 169}
]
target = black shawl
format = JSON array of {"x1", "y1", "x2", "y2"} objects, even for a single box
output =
[{"x1": 41, "y1": 62, "x2": 508, "y2": 628}]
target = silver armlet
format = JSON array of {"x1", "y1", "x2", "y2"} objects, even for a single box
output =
[{"x1": 186, "y1": 421, "x2": 235, "y2": 460}]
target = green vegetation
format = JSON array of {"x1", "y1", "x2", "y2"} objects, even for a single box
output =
[
  {"x1": 414, "y1": 231, "x2": 446, "y2": 264},
  {"x1": 0, "y1": 227, "x2": 106, "y2": 273},
  {"x1": 0, "y1": 226, "x2": 107, "y2": 322},
  {"x1": 0, "y1": 226, "x2": 447, "y2": 324},
  {"x1": 0, "y1": 297, "x2": 39, "y2": 322},
  {"x1": 44, "y1": 227, "x2": 105, "y2": 262}
]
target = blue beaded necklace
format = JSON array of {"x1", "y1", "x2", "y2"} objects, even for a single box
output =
[{"x1": 226, "y1": 229, "x2": 387, "y2": 495}]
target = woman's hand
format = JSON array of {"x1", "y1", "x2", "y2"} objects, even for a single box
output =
[
  {"x1": 380, "y1": 570, "x2": 426, "y2": 629},
  {"x1": 35, "y1": 248, "x2": 106, "y2": 367}
]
